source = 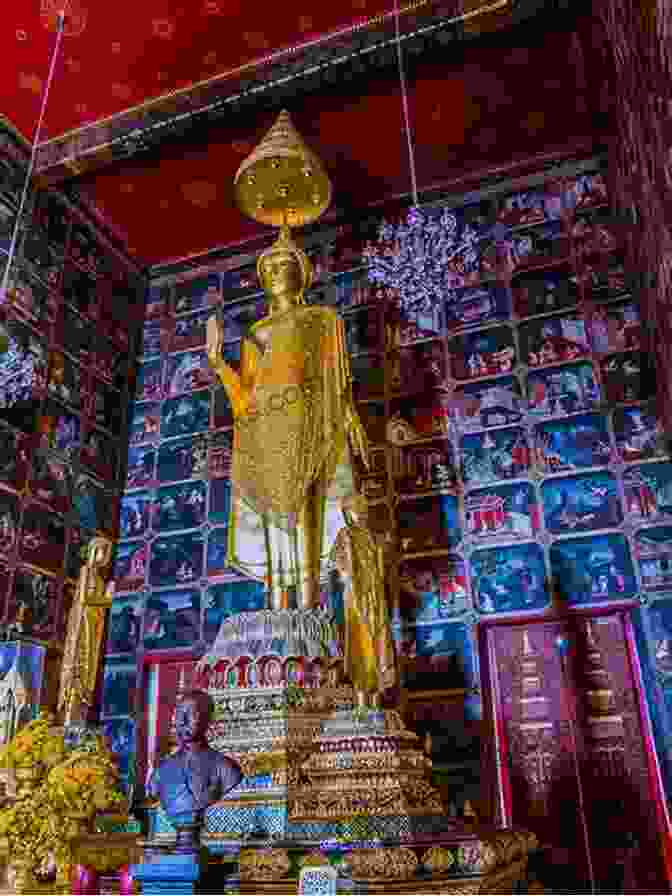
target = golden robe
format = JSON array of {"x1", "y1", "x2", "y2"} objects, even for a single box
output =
[
  {"x1": 331, "y1": 523, "x2": 397, "y2": 695},
  {"x1": 217, "y1": 305, "x2": 361, "y2": 593},
  {"x1": 58, "y1": 539, "x2": 114, "y2": 726}
]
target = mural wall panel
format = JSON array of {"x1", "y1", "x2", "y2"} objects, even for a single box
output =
[{"x1": 0, "y1": 127, "x2": 143, "y2": 748}]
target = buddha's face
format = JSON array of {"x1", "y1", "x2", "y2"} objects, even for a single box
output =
[
  {"x1": 90, "y1": 537, "x2": 112, "y2": 568},
  {"x1": 260, "y1": 251, "x2": 303, "y2": 311}
]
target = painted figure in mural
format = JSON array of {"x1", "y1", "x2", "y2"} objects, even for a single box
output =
[
  {"x1": 330, "y1": 492, "x2": 396, "y2": 706},
  {"x1": 58, "y1": 536, "x2": 115, "y2": 727},
  {"x1": 207, "y1": 226, "x2": 369, "y2": 611},
  {"x1": 147, "y1": 690, "x2": 242, "y2": 828}
]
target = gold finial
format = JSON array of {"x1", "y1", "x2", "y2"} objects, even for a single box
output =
[{"x1": 234, "y1": 110, "x2": 332, "y2": 230}]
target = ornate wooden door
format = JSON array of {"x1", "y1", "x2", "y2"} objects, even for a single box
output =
[{"x1": 482, "y1": 611, "x2": 669, "y2": 893}]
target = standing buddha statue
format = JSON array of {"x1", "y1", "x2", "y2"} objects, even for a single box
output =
[
  {"x1": 58, "y1": 536, "x2": 115, "y2": 727},
  {"x1": 207, "y1": 112, "x2": 369, "y2": 611},
  {"x1": 331, "y1": 492, "x2": 397, "y2": 706}
]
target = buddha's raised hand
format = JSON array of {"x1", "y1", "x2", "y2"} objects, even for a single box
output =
[{"x1": 206, "y1": 315, "x2": 225, "y2": 368}]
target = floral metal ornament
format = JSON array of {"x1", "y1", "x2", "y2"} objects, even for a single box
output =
[{"x1": 363, "y1": 206, "x2": 493, "y2": 314}]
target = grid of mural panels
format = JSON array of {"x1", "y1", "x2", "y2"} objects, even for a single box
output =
[
  {"x1": 347, "y1": 161, "x2": 663, "y2": 707},
  {"x1": 0, "y1": 127, "x2": 144, "y2": 662},
  {"x1": 107, "y1": 156, "x2": 669, "y2": 799}
]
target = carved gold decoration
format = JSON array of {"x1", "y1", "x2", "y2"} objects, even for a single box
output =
[
  {"x1": 239, "y1": 847, "x2": 291, "y2": 881},
  {"x1": 345, "y1": 847, "x2": 418, "y2": 881},
  {"x1": 292, "y1": 708, "x2": 444, "y2": 822},
  {"x1": 234, "y1": 110, "x2": 332, "y2": 230},
  {"x1": 58, "y1": 536, "x2": 115, "y2": 727},
  {"x1": 421, "y1": 846, "x2": 455, "y2": 875}
]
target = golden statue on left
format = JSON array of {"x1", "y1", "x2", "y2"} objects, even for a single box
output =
[
  {"x1": 207, "y1": 112, "x2": 369, "y2": 610},
  {"x1": 58, "y1": 536, "x2": 115, "y2": 727}
]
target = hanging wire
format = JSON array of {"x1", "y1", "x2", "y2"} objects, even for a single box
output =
[
  {"x1": 392, "y1": 0, "x2": 510, "y2": 210},
  {"x1": 393, "y1": 0, "x2": 419, "y2": 207},
  {"x1": 0, "y1": 5, "x2": 68, "y2": 306}
]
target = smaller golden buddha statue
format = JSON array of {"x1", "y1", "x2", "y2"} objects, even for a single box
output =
[
  {"x1": 58, "y1": 536, "x2": 115, "y2": 727},
  {"x1": 330, "y1": 492, "x2": 396, "y2": 707}
]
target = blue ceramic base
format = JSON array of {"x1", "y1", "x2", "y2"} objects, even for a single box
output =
[{"x1": 131, "y1": 854, "x2": 201, "y2": 895}]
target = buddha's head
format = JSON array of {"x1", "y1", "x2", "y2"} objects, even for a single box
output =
[
  {"x1": 257, "y1": 226, "x2": 313, "y2": 314},
  {"x1": 88, "y1": 536, "x2": 113, "y2": 570}
]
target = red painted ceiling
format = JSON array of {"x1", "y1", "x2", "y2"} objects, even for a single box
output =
[
  {"x1": 2, "y1": 2, "x2": 604, "y2": 268},
  {"x1": 5, "y1": 0, "x2": 393, "y2": 142},
  {"x1": 76, "y1": 27, "x2": 602, "y2": 267}
]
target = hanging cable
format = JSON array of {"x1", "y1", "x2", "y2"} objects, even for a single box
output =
[
  {"x1": 0, "y1": 6, "x2": 68, "y2": 306},
  {"x1": 393, "y1": 0, "x2": 419, "y2": 207},
  {"x1": 393, "y1": 0, "x2": 510, "y2": 210}
]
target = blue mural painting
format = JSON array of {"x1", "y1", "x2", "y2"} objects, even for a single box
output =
[
  {"x1": 541, "y1": 471, "x2": 622, "y2": 534},
  {"x1": 549, "y1": 533, "x2": 636, "y2": 605},
  {"x1": 398, "y1": 555, "x2": 469, "y2": 624},
  {"x1": 103, "y1": 717, "x2": 136, "y2": 797},
  {"x1": 634, "y1": 527, "x2": 672, "y2": 592},
  {"x1": 470, "y1": 543, "x2": 548, "y2": 613},
  {"x1": 450, "y1": 376, "x2": 523, "y2": 434},
  {"x1": 404, "y1": 621, "x2": 478, "y2": 691},
  {"x1": 101, "y1": 663, "x2": 136, "y2": 717},
  {"x1": 161, "y1": 391, "x2": 210, "y2": 438},
  {"x1": 206, "y1": 527, "x2": 230, "y2": 577},
  {"x1": 623, "y1": 463, "x2": 672, "y2": 524},
  {"x1": 119, "y1": 491, "x2": 153, "y2": 540},
  {"x1": 107, "y1": 595, "x2": 141, "y2": 655},
  {"x1": 614, "y1": 405, "x2": 664, "y2": 462},
  {"x1": 149, "y1": 532, "x2": 204, "y2": 588},
  {"x1": 526, "y1": 362, "x2": 600, "y2": 418},
  {"x1": 534, "y1": 413, "x2": 611, "y2": 473},
  {"x1": 631, "y1": 601, "x2": 672, "y2": 813},
  {"x1": 398, "y1": 494, "x2": 461, "y2": 553},
  {"x1": 142, "y1": 588, "x2": 201, "y2": 649},
  {"x1": 155, "y1": 481, "x2": 207, "y2": 532},
  {"x1": 461, "y1": 427, "x2": 530, "y2": 486},
  {"x1": 466, "y1": 482, "x2": 539, "y2": 541}
]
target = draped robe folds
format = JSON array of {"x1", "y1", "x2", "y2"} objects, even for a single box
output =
[
  {"x1": 220, "y1": 305, "x2": 358, "y2": 593},
  {"x1": 330, "y1": 523, "x2": 397, "y2": 695}
]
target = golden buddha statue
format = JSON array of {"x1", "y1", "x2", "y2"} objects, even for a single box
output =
[
  {"x1": 330, "y1": 492, "x2": 397, "y2": 705},
  {"x1": 58, "y1": 536, "x2": 115, "y2": 727},
  {"x1": 207, "y1": 227, "x2": 369, "y2": 610}
]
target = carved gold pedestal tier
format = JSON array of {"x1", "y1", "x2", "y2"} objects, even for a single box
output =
[{"x1": 232, "y1": 830, "x2": 537, "y2": 894}]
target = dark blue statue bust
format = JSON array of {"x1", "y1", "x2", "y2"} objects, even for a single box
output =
[{"x1": 147, "y1": 689, "x2": 242, "y2": 831}]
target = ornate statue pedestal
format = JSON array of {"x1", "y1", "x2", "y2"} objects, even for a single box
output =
[{"x1": 141, "y1": 687, "x2": 538, "y2": 893}]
